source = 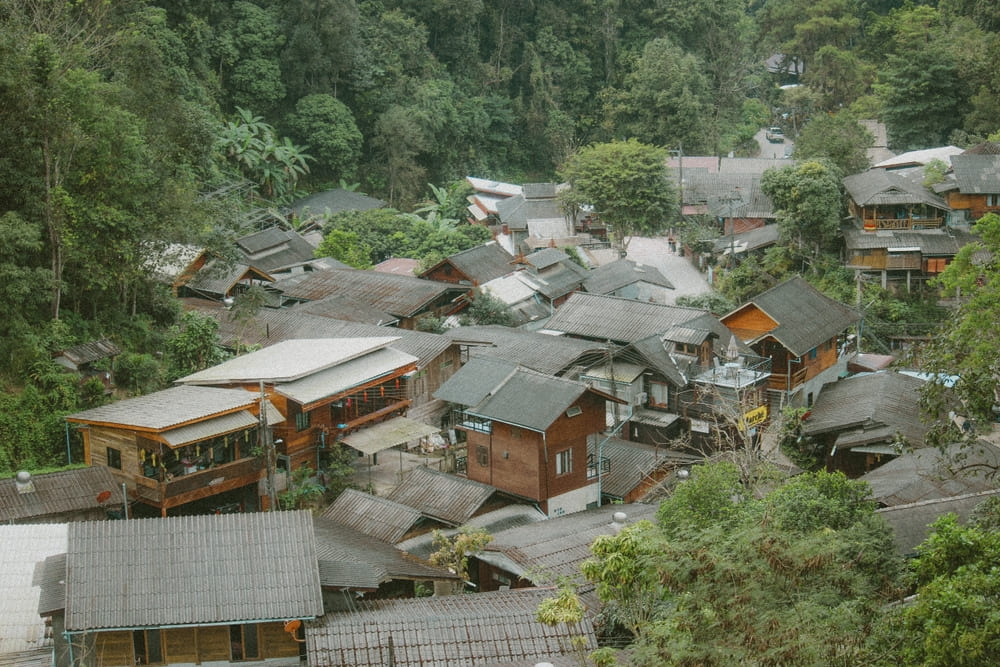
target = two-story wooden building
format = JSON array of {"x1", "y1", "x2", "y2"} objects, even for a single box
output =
[
  {"x1": 720, "y1": 276, "x2": 860, "y2": 409},
  {"x1": 435, "y1": 357, "x2": 619, "y2": 516},
  {"x1": 66, "y1": 385, "x2": 283, "y2": 516},
  {"x1": 176, "y1": 338, "x2": 423, "y2": 473},
  {"x1": 936, "y1": 149, "x2": 1000, "y2": 223}
]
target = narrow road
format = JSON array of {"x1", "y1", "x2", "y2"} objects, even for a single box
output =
[
  {"x1": 589, "y1": 236, "x2": 712, "y2": 305},
  {"x1": 754, "y1": 127, "x2": 793, "y2": 159}
]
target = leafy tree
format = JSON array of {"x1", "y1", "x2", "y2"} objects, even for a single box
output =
[
  {"x1": 114, "y1": 352, "x2": 165, "y2": 396},
  {"x1": 278, "y1": 0, "x2": 359, "y2": 102},
  {"x1": 278, "y1": 463, "x2": 326, "y2": 511},
  {"x1": 428, "y1": 526, "x2": 493, "y2": 593},
  {"x1": 216, "y1": 1, "x2": 286, "y2": 114},
  {"x1": 458, "y1": 289, "x2": 516, "y2": 327},
  {"x1": 164, "y1": 311, "x2": 226, "y2": 381},
  {"x1": 793, "y1": 112, "x2": 874, "y2": 176},
  {"x1": 918, "y1": 213, "x2": 1000, "y2": 442},
  {"x1": 314, "y1": 229, "x2": 373, "y2": 269},
  {"x1": 284, "y1": 94, "x2": 362, "y2": 181},
  {"x1": 760, "y1": 160, "x2": 843, "y2": 254},
  {"x1": 901, "y1": 513, "x2": 1000, "y2": 665},
  {"x1": 583, "y1": 463, "x2": 905, "y2": 665},
  {"x1": 559, "y1": 140, "x2": 677, "y2": 251},
  {"x1": 804, "y1": 46, "x2": 873, "y2": 111}
]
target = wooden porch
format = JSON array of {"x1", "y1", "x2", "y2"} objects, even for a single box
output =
[{"x1": 134, "y1": 457, "x2": 263, "y2": 510}]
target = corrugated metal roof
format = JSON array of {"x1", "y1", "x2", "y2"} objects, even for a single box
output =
[
  {"x1": 423, "y1": 242, "x2": 514, "y2": 284},
  {"x1": 581, "y1": 361, "x2": 645, "y2": 383},
  {"x1": 185, "y1": 260, "x2": 274, "y2": 296},
  {"x1": 339, "y1": 417, "x2": 440, "y2": 455},
  {"x1": 53, "y1": 339, "x2": 121, "y2": 368},
  {"x1": 589, "y1": 438, "x2": 698, "y2": 499},
  {"x1": 723, "y1": 276, "x2": 859, "y2": 358},
  {"x1": 321, "y1": 488, "x2": 424, "y2": 543},
  {"x1": 843, "y1": 226, "x2": 978, "y2": 255},
  {"x1": 951, "y1": 153, "x2": 1000, "y2": 194},
  {"x1": 277, "y1": 268, "x2": 466, "y2": 318},
  {"x1": 583, "y1": 259, "x2": 673, "y2": 294},
  {"x1": 64, "y1": 511, "x2": 322, "y2": 630},
  {"x1": 0, "y1": 467, "x2": 117, "y2": 522},
  {"x1": 181, "y1": 300, "x2": 452, "y2": 367},
  {"x1": 0, "y1": 524, "x2": 68, "y2": 655},
  {"x1": 545, "y1": 292, "x2": 712, "y2": 343},
  {"x1": 878, "y1": 488, "x2": 1000, "y2": 555},
  {"x1": 306, "y1": 588, "x2": 595, "y2": 667},
  {"x1": 802, "y1": 371, "x2": 926, "y2": 446},
  {"x1": 235, "y1": 228, "x2": 317, "y2": 273},
  {"x1": 873, "y1": 146, "x2": 963, "y2": 169},
  {"x1": 275, "y1": 347, "x2": 416, "y2": 406},
  {"x1": 387, "y1": 466, "x2": 495, "y2": 525},
  {"x1": 395, "y1": 505, "x2": 547, "y2": 560},
  {"x1": 433, "y1": 357, "x2": 519, "y2": 407},
  {"x1": 843, "y1": 169, "x2": 949, "y2": 210},
  {"x1": 178, "y1": 337, "x2": 399, "y2": 384},
  {"x1": 311, "y1": 516, "x2": 457, "y2": 590},
  {"x1": 445, "y1": 325, "x2": 605, "y2": 377},
  {"x1": 297, "y1": 294, "x2": 398, "y2": 325},
  {"x1": 522, "y1": 248, "x2": 567, "y2": 270},
  {"x1": 161, "y1": 401, "x2": 283, "y2": 447},
  {"x1": 66, "y1": 386, "x2": 262, "y2": 431},
  {"x1": 466, "y1": 177, "x2": 522, "y2": 198},
  {"x1": 861, "y1": 440, "x2": 1000, "y2": 508}
]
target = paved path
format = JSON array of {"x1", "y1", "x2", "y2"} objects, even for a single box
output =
[
  {"x1": 588, "y1": 236, "x2": 712, "y2": 305},
  {"x1": 754, "y1": 127, "x2": 794, "y2": 159}
]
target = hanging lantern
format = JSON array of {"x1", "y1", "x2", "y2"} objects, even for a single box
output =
[
  {"x1": 395, "y1": 378, "x2": 400, "y2": 388},
  {"x1": 380, "y1": 386, "x2": 385, "y2": 397},
  {"x1": 363, "y1": 390, "x2": 368, "y2": 402},
  {"x1": 347, "y1": 398, "x2": 351, "y2": 407},
  {"x1": 140, "y1": 449, "x2": 146, "y2": 463}
]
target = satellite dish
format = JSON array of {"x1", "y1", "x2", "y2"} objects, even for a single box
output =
[
  {"x1": 97, "y1": 490, "x2": 113, "y2": 503},
  {"x1": 284, "y1": 620, "x2": 301, "y2": 634}
]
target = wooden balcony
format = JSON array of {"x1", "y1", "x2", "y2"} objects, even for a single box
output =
[
  {"x1": 134, "y1": 457, "x2": 263, "y2": 509},
  {"x1": 863, "y1": 217, "x2": 943, "y2": 231},
  {"x1": 767, "y1": 367, "x2": 808, "y2": 392}
]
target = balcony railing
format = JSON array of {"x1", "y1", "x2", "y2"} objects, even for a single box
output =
[
  {"x1": 134, "y1": 457, "x2": 263, "y2": 505},
  {"x1": 587, "y1": 454, "x2": 610, "y2": 480},
  {"x1": 455, "y1": 455, "x2": 467, "y2": 476},
  {"x1": 863, "y1": 216, "x2": 943, "y2": 231}
]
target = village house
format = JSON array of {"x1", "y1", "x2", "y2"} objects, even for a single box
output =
[
  {"x1": 464, "y1": 176, "x2": 522, "y2": 226},
  {"x1": 720, "y1": 276, "x2": 859, "y2": 409},
  {"x1": 417, "y1": 241, "x2": 514, "y2": 286},
  {"x1": 179, "y1": 301, "x2": 461, "y2": 421},
  {"x1": 582, "y1": 257, "x2": 674, "y2": 302},
  {"x1": 434, "y1": 356, "x2": 620, "y2": 516},
  {"x1": 273, "y1": 268, "x2": 469, "y2": 329},
  {"x1": 66, "y1": 385, "x2": 283, "y2": 516},
  {"x1": 175, "y1": 338, "x2": 427, "y2": 475},
  {"x1": 52, "y1": 338, "x2": 120, "y2": 393},
  {"x1": 842, "y1": 168, "x2": 975, "y2": 291},
  {"x1": 46, "y1": 511, "x2": 322, "y2": 667},
  {"x1": 934, "y1": 145, "x2": 1000, "y2": 224},
  {"x1": 800, "y1": 370, "x2": 930, "y2": 476}
]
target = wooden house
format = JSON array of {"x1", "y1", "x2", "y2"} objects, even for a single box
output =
[
  {"x1": 464, "y1": 176, "x2": 522, "y2": 226},
  {"x1": 52, "y1": 339, "x2": 120, "y2": 393},
  {"x1": 274, "y1": 268, "x2": 469, "y2": 329},
  {"x1": 66, "y1": 386, "x2": 282, "y2": 516},
  {"x1": 937, "y1": 150, "x2": 1000, "y2": 224},
  {"x1": 176, "y1": 338, "x2": 424, "y2": 474},
  {"x1": 802, "y1": 371, "x2": 947, "y2": 477},
  {"x1": 843, "y1": 168, "x2": 951, "y2": 233},
  {"x1": 720, "y1": 276, "x2": 859, "y2": 409},
  {"x1": 496, "y1": 184, "x2": 571, "y2": 251},
  {"x1": 841, "y1": 225, "x2": 977, "y2": 291},
  {"x1": 434, "y1": 357, "x2": 619, "y2": 516},
  {"x1": 47, "y1": 511, "x2": 322, "y2": 667},
  {"x1": 417, "y1": 241, "x2": 514, "y2": 286}
]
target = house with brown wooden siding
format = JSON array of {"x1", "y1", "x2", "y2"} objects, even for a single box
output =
[
  {"x1": 46, "y1": 511, "x2": 321, "y2": 667},
  {"x1": 936, "y1": 149, "x2": 1000, "y2": 223},
  {"x1": 417, "y1": 241, "x2": 514, "y2": 286},
  {"x1": 434, "y1": 357, "x2": 620, "y2": 516},
  {"x1": 721, "y1": 277, "x2": 859, "y2": 409},
  {"x1": 66, "y1": 386, "x2": 283, "y2": 516},
  {"x1": 176, "y1": 338, "x2": 422, "y2": 476}
]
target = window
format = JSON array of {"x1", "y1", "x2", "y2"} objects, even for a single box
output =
[
  {"x1": 295, "y1": 410, "x2": 311, "y2": 432},
  {"x1": 556, "y1": 448, "x2": 573, "y2": 475},
  {"x1": 229, "y1": 624, "x2": 259, "y2": 661},
  {"x1": 809, "y1": 347, "x2": 817, "y2": 360},
  {"x1": 107, "y1": 447, "x2": 122, "y2": 470},
  {"x1": 133, "y1": 629, "x2": 162, "y2": 665},
  {"x1": 476, "y1": 445, "x2": 489, "y2": 467},
  {"x1": 510, "y1": 426, "x2": 522, "y2": 439}
]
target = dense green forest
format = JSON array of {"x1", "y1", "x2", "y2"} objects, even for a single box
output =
[{"x1": 2, "y1": 0, "x2": 1000, "y2": 470}]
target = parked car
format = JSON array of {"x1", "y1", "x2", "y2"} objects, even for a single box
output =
[{"x1": 766, "y1": 126, "x2": 784, "y2": 143}]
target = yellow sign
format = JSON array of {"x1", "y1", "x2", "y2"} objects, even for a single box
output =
[{"x1": 742, "y1": 405, "x2": 768, "y2": 428}]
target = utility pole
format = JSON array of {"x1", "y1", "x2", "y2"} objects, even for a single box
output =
[
  {"x1": 728, "y1": 186, "x2": 741, "y2": 268},
  {"x1": 260, "y1": 381, "x2": 278, "y2": 511}
]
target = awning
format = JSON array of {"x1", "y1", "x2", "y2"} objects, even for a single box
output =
[
  {"x1": 162, "y1": 401, "x2": 284, "y2": 447},
  {"x1": 834, "y1": 426, "x2": 895, "y2": 449},
  {"x1": 629, "y1": 409, "x2": 681, "y2": 428},
  {"x1": 850, "y1": 444, "x2": 901, "y2": 455},
  {"x1": 339, "y1": 417, "x2": 440, "y2": 456}
]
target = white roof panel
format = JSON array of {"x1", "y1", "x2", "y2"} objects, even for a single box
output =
[{"x1": 276, "y1": 347, "x2": 417, "y2": 407}]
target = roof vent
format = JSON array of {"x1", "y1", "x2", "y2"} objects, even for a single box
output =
[{"x1": 15, "y1": 471, "x2": 35, "y2": 494}]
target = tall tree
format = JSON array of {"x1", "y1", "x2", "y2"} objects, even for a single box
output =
[
  {"x1": 760, "y1": 159, "x2": 843, "y2": 254},
  {"x1": 558, "y1": 140, "x2": 677, "y2": 251},
  {"x1": 284, "y1": 93, "x2": 363, "y2": 181},
  {"x1": 793, "y1": 111, "x2": 874, "y2": 176}
]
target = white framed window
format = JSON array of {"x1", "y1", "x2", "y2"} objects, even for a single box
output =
[{"x1": 556, "y1": 448, "x2": 573, "y2": 475}]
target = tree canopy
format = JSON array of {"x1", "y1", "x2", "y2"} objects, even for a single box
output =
[{"x1": 559, "y1": 140, "x2": 677, "y2": 250}]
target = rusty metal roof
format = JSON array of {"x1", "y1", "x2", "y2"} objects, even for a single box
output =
[
  {"x1": 321, "y1": 488, "x2": 425, "y2": 543},
  {"x1": 64, "y1": 511, "x2": 322, "y2": 630},
  {"x1": 306, "y1": 588, "x2": 596, "y2": 667},
  {"x1": 387, "y1": 466, "x2": 496, "y2": 525}
]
